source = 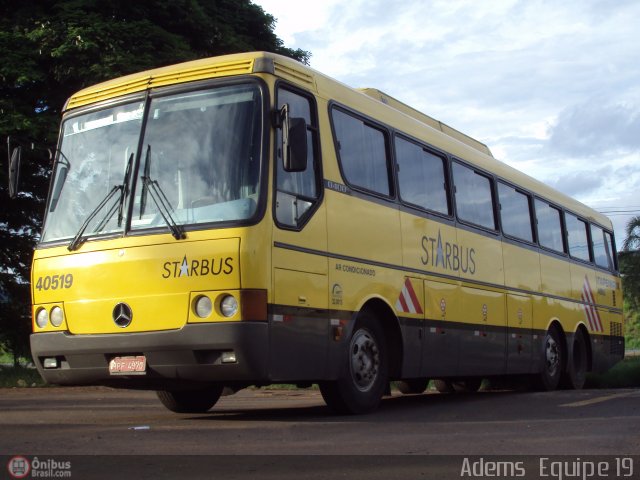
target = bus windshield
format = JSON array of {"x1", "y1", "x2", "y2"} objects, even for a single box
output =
[{"x1": 41, "y1": 83, "x2": 264, "y2": 243}]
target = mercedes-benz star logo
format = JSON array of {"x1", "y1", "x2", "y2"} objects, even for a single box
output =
[{"x1": 112, "y1": 303, "x2": 133, "y2": 328}]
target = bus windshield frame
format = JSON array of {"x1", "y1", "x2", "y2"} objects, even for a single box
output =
[{"x1": 41, "y1": 79, "x2": 268, "y2": 246}]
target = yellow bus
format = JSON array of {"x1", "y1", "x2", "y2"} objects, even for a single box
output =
[{"x1": 19, "y1": 51, "x2": 623, "y2": 414}]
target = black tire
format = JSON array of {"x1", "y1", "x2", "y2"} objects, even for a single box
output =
[
  {"x1": 561, "y1": 329, "x2": 588, "y2": 390},
  {"x1": 536, "y1": 326, "x2": 564, "y2": 391},
  {"x1": 319, "y1": 313, "x2": 388, "y2": 414},
  {"x1": 434, "y1": 379, "x2": 454, "y2": 393},
  {"x1": 396, "y1": 379, "x2": 429, "y2": 395},
  {"x1": 156, "y1": 384, "x2": 224, "y2": 413}
]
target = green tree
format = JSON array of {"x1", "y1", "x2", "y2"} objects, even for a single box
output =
[
  {"x1": 621, "y1": 216, "x2": 640, "y2": 309},
  {"x1": 621, "y1": 216, "x2": 640, "y2": 351},
  {"x1": 623, "y1": 216, "x2": 640, "y2": 251},
  {"x1": 0, "y1": 0, "x2": 309, "y2": 363}
]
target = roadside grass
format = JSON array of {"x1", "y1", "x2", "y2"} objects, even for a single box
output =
[
  {"x1": 0, "y1": 365, "x2": 45, "y2": 388},
  {"x1": 585, "y1": 357, "x2": 640, "y2": 389},
  {"x1": 0, "y1": 351, "x2": 16, "y2": 364}
]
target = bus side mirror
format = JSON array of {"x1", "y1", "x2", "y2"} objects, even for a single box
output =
[
  {"x1": 8, "y1": 143, "x2": 22, "y2": 199},
  {"x1": 279, "y1": 104, "x2": 308, "y2": 173}
]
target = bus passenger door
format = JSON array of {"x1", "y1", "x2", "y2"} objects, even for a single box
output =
[{"x1": 270, "y1": 85, "x2": 329, "y2": 382}]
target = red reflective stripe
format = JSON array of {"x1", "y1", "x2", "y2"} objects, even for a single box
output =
[
  {"x1": 582, "y1": 276, "x2": 603, "y2": 332},
  {"x1": 398, "y1": 292, "x2": 410, "y2": 313},
  {"x1": 404, "y1": 278, "x2": 423, "y2": 314},
  {"x1": 581, "y1": 293, "x2": 595, "y2": 330}
]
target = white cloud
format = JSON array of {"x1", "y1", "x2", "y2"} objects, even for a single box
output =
[
  {"x1": 253, "y1": 0, "x2": 640, "y2": 243},
  {"x1": 548, "y1": 101, "x2": 640, "y2": 156}
]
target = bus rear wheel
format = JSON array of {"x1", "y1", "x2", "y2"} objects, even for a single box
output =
[
  {"x1": 156, "y1": 384, "x2": 224, "y2": 413},
  {"x1": 536, "y1": 326, "x2": 564, "y2": 391},
  {"x1": 561, "y1": 329, "x2": 588, "y2": 390},
  {"x1": 320, "y1": 314, "x2": 388, "y2": 414}
]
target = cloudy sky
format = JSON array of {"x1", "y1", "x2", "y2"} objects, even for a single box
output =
[{"x1": 253, "y1": 0, "x2": 640, "y2": 246}]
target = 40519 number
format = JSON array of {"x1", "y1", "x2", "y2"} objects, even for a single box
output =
[{"x1": 35, "y1": 274, "x2": 74, "y2": 291}]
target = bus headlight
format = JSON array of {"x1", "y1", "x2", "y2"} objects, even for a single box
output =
[
  {"x1": 50, "y1": 306, "x2": 64, "y2": 327},
  {"x1": 36, "y1": 308, "x2": 49, "y2": 328},
  {"x1": 194, "y1": 295, "x2": 213, "y2": 318},
  {"x1": 220, "y1": 295, "x2": 238, "y2": 318}
]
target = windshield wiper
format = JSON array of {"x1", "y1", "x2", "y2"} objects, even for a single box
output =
[
  {"x1": 139, "y1": 144, "x2": 152, "y2": 218},
  {"x1": 67, "y1": 153, "x2": 134, "y2": 251},
  {"x1": 117, "y1": 154, "x2": 133, "y2": 226},
  {"x1": 140, "y1": 145, "x2": 185, "y2": 240},
  {"x1": 67, "y1": 185, "x2": 122, "y2": 251},
  {"x1": 141, "y1": 176, "x2": 186, "y2": 240}
]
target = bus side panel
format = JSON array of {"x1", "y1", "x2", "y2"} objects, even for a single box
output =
[
  {"x1": 456, "y1": 229, "x2": 506, "y2": 376},
  {"x1": 422, "y1": 279, "x2": 460, "y2": 377},
  {"x1": 569, "y1": 264, "x2": 624, "y2": 372},
  {"x1": 502, "y1": 242, "x2": 541, "y2": 293},
  {"x1": 457, "y1": 286, "x2": 506, "y2": 376},
  {"x1": 591, "y1": 308, "x2": 624, "y2": 373},
  {"x1": 271, "y1": 268, "x2": 329, "y2": 381},
  {"x1": 400, "y1": 214, "x2": 458, "y2": 378},
  {"x1": 502, "y1": 241, "x2": 540, "y2": 374},
  {"x1": 535, "y1": 253, "x2": 574, "y2": 374},
  {"x1": 326, "y1": 191, "x2": 402, "y2": 268},
  {"x1": 505, "y1": 294, "x2": 534, "y2": 374},
  {"x1": 396, "y1": 277, "x2": 425, "y2": 379},
  {"x1": 271, "y1": 196, "x2": 329, "y2": 382},
  {"x1": 538, "y1": 252, "x2": 572, "y2": 320},
  {"x1": 325, "y1": 188, "x2": 403, "y2": 377}
]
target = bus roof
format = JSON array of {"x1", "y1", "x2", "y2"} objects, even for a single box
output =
[
  {"x1": 63, "y1": 51, "x2": 612, "y2": 230},
  {"x1": 358, "y1": 88, "x2": 494, "y2": 158}
]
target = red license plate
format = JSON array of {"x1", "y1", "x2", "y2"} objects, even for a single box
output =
[{"x1": 109, "y1": 355, "x2": 147, "y2": 375}]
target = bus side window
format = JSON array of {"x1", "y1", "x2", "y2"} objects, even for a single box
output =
[
  {"x1": 565, "y1": 212, "x2": 591, "y2": 262},
  {"x1": 497, "y1": 182, "x2": 534, "y2": 243},
  {"x1": 592, "y1": 224, "x2": 615, "y2": 270},
  {"x1": 534, "y1": 199, "x2": 565, "y2": 254},
  {"x1": 331, "y1": 108, "x2": 392, "y2": 197},
  {"x1": 396, "y1": 136, "x2": 450, "y2": 216},
  {"x1": 605, "y1": 231, "x2": 618, "y2": 271},
  {"x1": 452, "y1": 161, "x2": 496, "y2": 230},
  {"x1": 275, "y1": 87, "x2": 319, "y2": 228}
]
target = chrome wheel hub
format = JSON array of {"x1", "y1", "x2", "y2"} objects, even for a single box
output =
[
  {"x1": 545, "y1": 336, "x2": 560, "y2": 377},
  {"x1": 349, "y1": 329, "x2": 380, "y2": 392}
]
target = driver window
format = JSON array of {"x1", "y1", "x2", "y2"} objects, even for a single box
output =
[{"x1": 275, "y1": 87, "x2": 319, "y2": 227}]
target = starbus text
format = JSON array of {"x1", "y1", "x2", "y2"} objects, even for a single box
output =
[{"x1": 420, "y1": 230, "x2": 476, "y2": 274}]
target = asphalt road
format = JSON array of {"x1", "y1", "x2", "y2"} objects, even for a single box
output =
[{"x1": 1, "y1": 386, "x2": 639, "y2": 479}]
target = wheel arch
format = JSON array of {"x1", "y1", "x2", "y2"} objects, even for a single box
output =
[
  {"x1": 359, "y1": 297, "x2": 404, "y2": 380},
  {"x1": 547, "y1": 318, "x2": 568, "y2": 371}
]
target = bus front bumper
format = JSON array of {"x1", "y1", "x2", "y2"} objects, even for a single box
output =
[{"x1": 30, "y1": 322, "x2": 269, "y2": 389}]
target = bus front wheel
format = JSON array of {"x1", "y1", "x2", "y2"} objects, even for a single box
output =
[
  {"x1": 156, "y1": 384, "x2": 224, "y2": 413},
  {"x1": 320, "y1": 314, "x2": 388, "y2": 414}
]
